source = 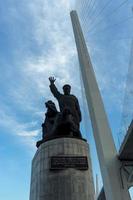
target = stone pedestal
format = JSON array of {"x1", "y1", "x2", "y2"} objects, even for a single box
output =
[{"x1": 29, "y1": 138, "x2": 95, "y2": 200}]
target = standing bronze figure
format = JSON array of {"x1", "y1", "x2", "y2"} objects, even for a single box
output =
[{"x1": 49, "y1": 77, "x2": 82, "y2": 137}]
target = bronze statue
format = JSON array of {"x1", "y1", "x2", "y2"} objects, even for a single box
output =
[
  {"x1": 49, "y1": 77, "x2": 82, "y2": 126},
  {"x1": 49, "y1": 77, "x2": 82, "y2": 137},
  {"x1": 36, "y1": 77, "x2": 83, "y2": 148},
  {"x1": 36, "y1": 100, "x2": 58, "y2": 147},
  {"x1": 42, "y1": 100, "x2": 58, "y2": 139}
]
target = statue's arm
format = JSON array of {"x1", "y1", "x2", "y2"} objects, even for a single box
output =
[
  {"x1": 75, "y1": 98, "x2": 82, "y2": 122},
  {"x1": 49, "y1": 83, "x2": 61, "y2": 99},
  {"x1": 49, "y1": 77, "x2": 61, "y2": 99}
]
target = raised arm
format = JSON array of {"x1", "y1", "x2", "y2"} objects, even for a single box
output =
[{"x1": 49, "y1": 77, "x2": 61, "y2": 99}]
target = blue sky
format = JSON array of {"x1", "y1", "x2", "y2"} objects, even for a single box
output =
[{"x1": 0, "y1": 0, "x2": 133, "y2": 199}]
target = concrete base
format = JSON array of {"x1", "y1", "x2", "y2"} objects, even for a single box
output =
[{"x1": 29, "y1": 138, "x2": 95, "y2": 200}]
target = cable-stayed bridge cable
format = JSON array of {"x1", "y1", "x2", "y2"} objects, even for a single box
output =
[
  {"x1": 86, "y1": 0, "x2": 98, "y2": 20},
  {"x1": 89, "y1": 16, "x2": 133, "y2": 36},
  {"x1": 87, "y1": 0, "x2": 114, "y2": 29},
  {"x1": 88, "y1": 0, "x2": 129, "y2": 33},
  {"x1": 81, "y1": 0, "x2": 94, "y2": 27}
]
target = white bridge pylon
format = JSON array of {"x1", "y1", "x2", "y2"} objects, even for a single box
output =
[{"x1": 70, "y1": 10, "x2": 131, "y2": 200}]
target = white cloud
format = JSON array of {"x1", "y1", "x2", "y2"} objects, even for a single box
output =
[
  {"x1": 1, "y1": 0, "x2": 132, "y2": 150},
  {"x1": 0, "y1": 0, "x2": 81, "y2": 149},
  {"x1": 0, "y1": 104, "x2": 41, "y2": 149},
  {"x1": 17, "y1": 129, "x2": 40, "y2": 137},
  {"x1": 17, "y1": 0, "x2": 80, "y2": 99}
]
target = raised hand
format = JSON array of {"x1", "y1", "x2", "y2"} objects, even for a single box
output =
[{"x1": 49, "y1": 76, "x2": 56, "y2": 84}]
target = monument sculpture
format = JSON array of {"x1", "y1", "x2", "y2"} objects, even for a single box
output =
[
  {"x1": 30, "y1": 76, "x2": 95, "y2": 200},
  {"x1": 36, "y1": 77, "x2": 82, "y2": 147}
]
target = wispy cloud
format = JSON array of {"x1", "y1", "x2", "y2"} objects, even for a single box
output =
[
  {"x1": 0, "y1": 104, "x2": 40, "y2": 148},
  {"x1": 0, "y1": 0, "x2": 79, "y2": 149},
  {"x1": 0, "y1": 0, "x2": 132, "y2": 150}
]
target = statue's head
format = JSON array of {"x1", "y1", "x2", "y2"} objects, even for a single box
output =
[
  {"x1": 45, "y1": 100, "x2": 57, "y2": 113},
  {"x1": 63, "y1": 84, "x2": 71, "y2": 95},
  {"x1": 45, "y1": 100, "x2": 54, "y2": 107}
]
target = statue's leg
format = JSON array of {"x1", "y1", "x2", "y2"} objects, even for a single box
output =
[
  {"x1": 69, "y1": 117, "x2": 82, "y2": 138},
  {"x1": 50, "y1": 113, "x2": 62, "y2": 136}
]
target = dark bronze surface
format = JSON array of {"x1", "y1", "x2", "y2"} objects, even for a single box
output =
[{"x1": 36, "y1": 77, "x2": 83, "y2": 148}]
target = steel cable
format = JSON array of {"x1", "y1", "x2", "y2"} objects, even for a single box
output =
[
  {"x1": 87, "y1": 0, "x2": 114, "y2": 29},
  {"x1": 89, "y1": 16, "x2": 133, "y2": 36},
  {"x1": 88, "y1": 0, "x2": 129, "y2": 33}
]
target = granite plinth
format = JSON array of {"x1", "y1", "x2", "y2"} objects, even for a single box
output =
[{"x1": 29, "y1": 137, "x2": 95, "y2": 200}]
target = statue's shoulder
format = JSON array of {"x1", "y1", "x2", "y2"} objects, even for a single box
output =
[{"x1": 70, "y1": 94, "x2": 78, "y2": 100}]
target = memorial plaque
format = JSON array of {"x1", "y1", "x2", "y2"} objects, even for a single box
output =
[{"x1": 50, "y1": 156, "x2": 88, "y2": 170}]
